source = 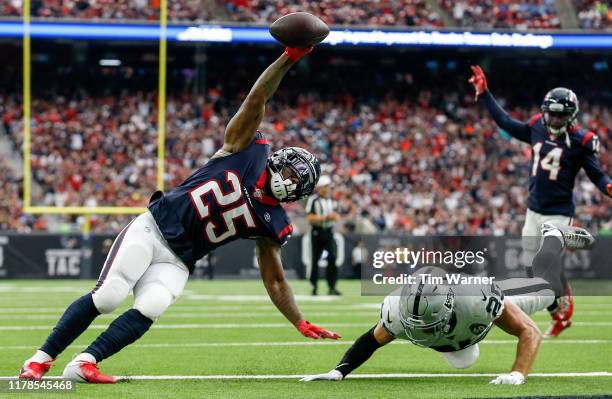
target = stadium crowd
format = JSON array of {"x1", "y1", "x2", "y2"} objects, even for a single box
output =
[
  {"x1": 1, "y1": 76, "x2": 610, "y2": 235},
  {"x1": 1, "y1": 0, "x2": 610, "y2": 30},
  {"x1": 224, "y1": 0, "x2": 443, "y2": 27},
  {"x1": 441, "y1": 0, "x2": 561, "y2": 30},
  {"x1": 0, "y1": 0, "x2": 207, "y2": 21}
]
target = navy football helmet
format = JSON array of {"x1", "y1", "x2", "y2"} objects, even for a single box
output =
[
  {"x1": 267, "y1": 147, "x2": 320, "y2": 202},
  {"x1": 540, "y1": 87, "x2": 579, "y2": 136}
]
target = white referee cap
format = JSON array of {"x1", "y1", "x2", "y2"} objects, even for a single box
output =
[{"x1": 317, "y1": 175, "x2": 331, "y2": 187}]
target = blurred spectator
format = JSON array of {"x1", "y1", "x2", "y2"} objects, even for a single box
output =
[{"x1": 576, "y1": 0, "x2": 612, "y2": 30}]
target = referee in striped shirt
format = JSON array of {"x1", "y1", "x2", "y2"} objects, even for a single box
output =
[{"x1": 306, "y1": 175, "x2": 341, "y2": 296}]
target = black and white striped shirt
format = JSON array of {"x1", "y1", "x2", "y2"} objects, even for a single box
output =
[{"x1": 306, "y1": 194, "x2": 336, "y2": 229}]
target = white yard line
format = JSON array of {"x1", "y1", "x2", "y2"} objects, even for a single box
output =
[
  {"x1": 2, "y1": 321, "x2": 612, "y2": 331},
  {"x1": 0, "y1": 372, "x2": 610, "y2": 381},
  {"x1": 0, "y1": 303, "x2": 609, "y2": 313},
  {"x1": 0, "y1": 311, "x2": 377, "y2": 320},
  {"x1": 3, "y1": 310, "x2": 612, "y2": 320},
  {"x1": 0, "y1": 304, "x2": 381, "y2": 313},
  {"x1": 2, "y1": 339, "x2": 611, "y2": 351}
]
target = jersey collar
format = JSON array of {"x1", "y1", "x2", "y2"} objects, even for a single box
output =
[{"x1": 254, "y1": 168, "x2": 280, "y2": 206}]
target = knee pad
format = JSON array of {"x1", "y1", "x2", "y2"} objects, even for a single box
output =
[
  {"x1": 92, "y1": 277, "x2": 130, "y2": 314},
  {"x1": 134, "y1": 283, "x2": 173, "y2": 321},
  {"x1": 442, "y1": 344, "x2": 480, "y2": 369}
]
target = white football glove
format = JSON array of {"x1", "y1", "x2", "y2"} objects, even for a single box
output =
[
  {"x1": 300, "y1": 370, "x2": 343, "y2": 382},
  {"x1": 489, "y1": 371, "x2": 525, "y2": 385}
]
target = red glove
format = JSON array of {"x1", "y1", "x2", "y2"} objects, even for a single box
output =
[
  {"x1": 296, "y1": 320, "x2": 341, "y2": 340},
  {"x1": 284, "y1": 46, "x2": 313, "y2": 62},
  {"x1": 468, "y1": 65, "x2": 488, "y2": 99},
  {"x1": 607, "y1": 183, "x2": 612, "y2": 196}
]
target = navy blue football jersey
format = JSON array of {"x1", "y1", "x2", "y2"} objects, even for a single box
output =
[
  {"x1": 148, "y1": 132, "x2": 293, "y2": 272},
  {"x1": 481, "y1": 91, "x2": 611, "y2": 216}
]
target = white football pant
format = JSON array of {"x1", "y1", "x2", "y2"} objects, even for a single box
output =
[{"x1": 91, "y1": 211, "x2": 189, "y2": 321}]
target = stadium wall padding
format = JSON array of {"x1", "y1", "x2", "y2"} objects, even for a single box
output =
[{"x1": 0, "y1": 233, "x2": 610, "y2": 280}]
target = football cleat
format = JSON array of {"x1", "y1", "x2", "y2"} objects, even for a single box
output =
[
  {"x1": 544, "y1": 318, "x2": 572, "y2": 338},
  {"x1": 540, "y1": 223, "x2": 595, "y2": 250},
  {"x1": 545, "y1": 287, "x2": 574, "y2": 338},
  {"x1": 62, "y1": 360, "x2": 116, "y2": 384},
  {"x1": 19, "y1": 361, "x2": 53, "y2": 381}
]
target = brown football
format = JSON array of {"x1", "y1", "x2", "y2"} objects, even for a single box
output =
[{"x1": 269, "y1": 12, "x2": 330, "y2": 48}]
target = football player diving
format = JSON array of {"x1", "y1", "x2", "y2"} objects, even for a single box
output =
[
  {"x1": 301, "y1": 224, "x2": 594, "y2": 385},
  {"x1": 469, "y1": 65, "x2": 611, "y2": 337},
  {"x1": 19, "y1": 45, "x2": 340, "y2": 383}
]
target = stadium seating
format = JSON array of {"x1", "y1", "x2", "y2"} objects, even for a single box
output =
[
  {"x1": 1, "y1": 0, "x2": 610, "y2": 30},
  {"x1": 224, "y1": 0, "x2": 443, "y2": 27},
  {"x1": 1, "y1": 85, "x2": 610, "y2": 235},
  {"x1": 440, "y1": 0, "x2": 561, "y2": 30},
  {"x1": 0, "y1": 0, "x2": 207, "y2": 22}
]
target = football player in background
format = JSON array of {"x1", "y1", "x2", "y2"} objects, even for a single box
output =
[
  {"x1": 19, "y1": 45, "x2": 340, "y2": 383},
  {"x1": 301, "y1": 224, "x2": 594, "y2": 385},
  {"x1": 469, "y1": 65, "x2": 611, "y2": 337}
]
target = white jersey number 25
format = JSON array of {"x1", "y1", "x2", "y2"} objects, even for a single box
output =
[{"x1": 190, "y1": 171, "x2": 256, "y2": 243}]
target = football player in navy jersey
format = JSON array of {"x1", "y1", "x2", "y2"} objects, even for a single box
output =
[
  {"x1": 19, "y1": 46, "x2": 340, "y2": 383},
  {"x1": 469, "y1": 65, "x2": 612, "y2": 337}
]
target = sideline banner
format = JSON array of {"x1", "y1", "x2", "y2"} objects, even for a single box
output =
[{"x1": 0, "y1": 233, "x2": 610, "y2": 286}]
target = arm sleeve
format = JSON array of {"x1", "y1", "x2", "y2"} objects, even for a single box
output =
[
  {"x1": 581, "y1": 145, "x2": 612, "y2": 197},
  {"x1": 479, "y1": 90, "x2": 532, "y2": 144},
  {"x1": 334, "y1": 326, "x2": 382, "y2": 377}
]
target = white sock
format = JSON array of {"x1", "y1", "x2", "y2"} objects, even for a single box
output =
[
  {"x1": 74, "y1": 352, "x2": 97, "y2": 364},
  {"x1": 28, "y1": 350, "x2": 53, "y2": 364}
]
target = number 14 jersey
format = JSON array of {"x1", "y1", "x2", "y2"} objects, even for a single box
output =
[
  {"x1": 148, "y1": 132, "x2": 293, "y2": 273},
  {"x1": 524, "y1": 114, "x2": 605, "y2": 217}
]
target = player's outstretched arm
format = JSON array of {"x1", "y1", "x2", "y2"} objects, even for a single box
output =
[
  {"x1": 301, "y1": 322, "x2": 394, "y2": 381},
  {"x1": 491, "y1": 299, "x2": 542, "y2": 385},
  {"x1": 222, "y1": 47, "x2": 312, "y2": 154},
  {"x1": 469, "y1": 65, "x2": 531, "y2": 143},
  {"x1": 256, "y1": 237, "x2": 340, "y2": 339}
]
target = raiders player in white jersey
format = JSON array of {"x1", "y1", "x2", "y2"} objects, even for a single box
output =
[{"x1": 301, "y1": 223, "x2": 594, "y2": 385}]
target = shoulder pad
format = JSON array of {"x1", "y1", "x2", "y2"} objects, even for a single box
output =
[{"x1": 580, "y1": 131, "x2": 600, "y2": 154}]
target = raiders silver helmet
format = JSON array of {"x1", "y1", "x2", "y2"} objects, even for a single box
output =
[{"x1": 398, "y1": 267, "x2": 455, "y2": 347}]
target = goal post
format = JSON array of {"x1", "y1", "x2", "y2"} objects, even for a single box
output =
[{"x1": 21, "y1": 0, "x2": 168, "y2": 228}]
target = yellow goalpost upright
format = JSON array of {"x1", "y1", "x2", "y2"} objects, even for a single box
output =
[{"x1": 21, "y1": 0, "x2": 169, "y2": 236}]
